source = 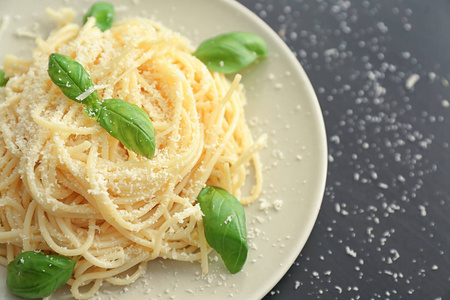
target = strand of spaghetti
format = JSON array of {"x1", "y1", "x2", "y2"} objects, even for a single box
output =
[
  {"x1": 32, "y1": 115, "x2": 100, "y2": 134},
  {"x1": 0, "y1": 88, "x2": 21, "y2": 109},
  {"x1": 0, "y1": 229, "x2": 21, "y2": 243},
  {"x1": 71, "y1": 254, "x2": 151, "y2": 299},
  {"x1": 22, "y1": 200, "x2": 38, "y2": 251},
  {"x1": 42, "y1": 23, "x2": 80, "y2": 50},
  {"x1": 177, "y1": 82, "x2": 239, "y2": 196},
  {"x1": 6, "y1": 243, "x2": 14, "y2": 263},
  {"x1": 111, "y1": 48, "x2": 159, "y2": 86},
  {"x1": 231, "y1": 134, "x2": 267, "y2": 173},
  {"x1": 23, "y1": 137, "x2": 99, "y2": 217},
  {"x1": 55, "y1": 218, "x2": 96, "y2": 249},
  {"x1": 87, "y1": 235, "x2": 131, "y2": 251},
  {"x1": 0, "y1": 197, "x2": 24, "y2": 212},
  {"x1": 242, "y1": 154, "x2": 264, "y2": 204},
  {"x1": 82, "y1": 251, "x2": 127, "y2": 269},
  {"x1": 198, "y1": 219, "x2": 209, "y2": 274},
  {"x1": 106, "y1": 261, "x2": 147, "y2": 285},
  {"x1": 2, "y1": 55, "x2": 32, "y2": 76},
  {"x1": 188, "y1": 92, "x2": 241, "y2": 199},
  {"x1": 37, "y1": 207, "x2": 96, "y2": 256},
  {"x1": 84, "y1": 135, "x2": 185, "y2": 231},
  {"x1": 0, "y1": 153, "x2": 20, "y2": 187},
  {"x1": 72, "y1": 258, "x2": 95, "y2": 278},
  {"x1": 207, "y1": 74, "x2": 241, "y2": 130},
  {"x1": 72, "y1": 279, "x2": 103, "y2": 300},
  {"x1": 90, "y1": 34, "x2": 178, "y2": 80},
  {"x1": 45, "y1": 8, "x2": 76, "y2": 27},
  {"x1": 163, "y1": 209, "x2": 199, "y2": 240},
  {"x1": 0, "y1": 256, "x2": 7, "y2": 266}
]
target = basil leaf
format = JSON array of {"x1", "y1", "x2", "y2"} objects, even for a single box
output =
[
  {"x1": 84, "y1": 101, "x2": 101, "y2": 120},
  {"x1": 193, "y1": 31, "x2": 267, "y2": 74},
  {"x1": 97, "y1": 98, "x2": 155, "y2": 159},
  {"x1": 197, "y1": 186, "x2": 248, "y2": 274},
  {"x1": 48, "y1": 53, "x2": 98, "y2": 104},
  {"x1": 0, "y1": 69, "x2": 8, "y2": 87},
  {"x1": 7, "y1": 251, "x2": 77, "y2": 299},
  {"x1": 83, "y1": 2, "x2": 115, "y2": 32},
  {"x1": 47, "y1": 54, "x2": 156, "y2": 159}
]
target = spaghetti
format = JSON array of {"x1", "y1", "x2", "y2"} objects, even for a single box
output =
[{"x1": 0, "y1": 11, "x2": 265, "y2": 299}]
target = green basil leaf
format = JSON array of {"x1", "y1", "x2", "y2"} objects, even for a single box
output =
[
  {"x1": 48, "y1": 53, "x2": 98, "y2": 104},
  {"x1": 7, "y1": 251, "x2": 77, "y2": 299},
  {"x1": 0, "y1": 69, "x2": 9, "y2": 87},
  {"x1": 193, "y1": 31, "x2": 267, "y2": 74},
  {"x1": 83, "y1": 2, "x2": 115, "y2": 32},
  {"x1": 197, "y1": 186, "x2": 248, "y2": 274},
  {"x1": 84, "y1": 101, "x2": 101, "y2": 120},
  {"x1": 97, "y1": 98, "x2": 155, "y2": 159},
  {"x1": 47, "y1": 54, "x2": 156, "y2": 159}
]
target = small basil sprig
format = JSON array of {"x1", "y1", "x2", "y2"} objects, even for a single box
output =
[
  {"x1": 0, "y1": 69, "x2": 9, "y2": 87},
  {"x1": 48, "y1": 53, "x2": 156, "y2": 159},
  {"x1": 193, "y1": 31, "x2": 267, "y2": 74},
  {"x1": 48, "y1": 53, "x2": 98, "y2": 104},
  {"x1": 7, "y1": 251, "x2": 77, "y2": 299},
  {"x1": 197, "y1": 186, "x2": 248, "y2": 274},
  {"x1": 83, "y1": 2, "x2": 115, "y2": 32}
]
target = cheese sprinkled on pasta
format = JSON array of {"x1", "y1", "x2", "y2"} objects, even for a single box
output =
[{"x1": 0, "y1": 12, "x2": 264, "y2": 299}]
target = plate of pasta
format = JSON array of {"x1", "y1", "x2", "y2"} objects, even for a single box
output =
[{"x1": 0, "y1": 0, "x2": 327, "y2": 299}]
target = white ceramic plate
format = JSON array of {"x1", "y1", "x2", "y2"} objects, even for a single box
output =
[{"x1": 0, "y1": 0, "x2": 327, "y2": 299}]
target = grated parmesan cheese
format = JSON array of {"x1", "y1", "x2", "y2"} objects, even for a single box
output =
[{"x1": 405, "y1": 74, "x2": 420, "y2": 90}]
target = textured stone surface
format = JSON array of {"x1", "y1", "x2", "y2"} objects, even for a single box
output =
[{"x1": 236, "y1": 0, "x2": 450, "y2": 299}]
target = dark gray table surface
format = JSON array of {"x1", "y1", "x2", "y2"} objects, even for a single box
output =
[{"x1": 236, "y1": 0, "x2": 450, "y2": 299}]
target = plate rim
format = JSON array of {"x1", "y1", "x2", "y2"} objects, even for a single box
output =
[
  {"x1": 220, "y1": 0, "x2": 328, "y2": 297},
  {"x1": 0, "y1": 0, "x2": 328, "y2": 299}
]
